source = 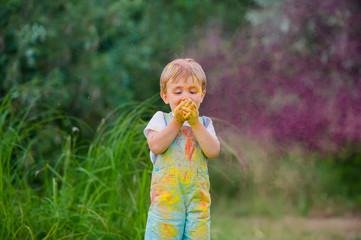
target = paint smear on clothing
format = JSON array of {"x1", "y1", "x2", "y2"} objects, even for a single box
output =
[
  {"x1": 183, "y1": 127, "x2": 195, "y2": 160},
  {"x1": 158, "y1": 222, "x2": 180, "y2": 238}
]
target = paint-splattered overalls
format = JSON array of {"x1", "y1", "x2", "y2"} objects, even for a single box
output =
[{"x1": 145, "y1": 113, "x2": 211, "y2": 239}]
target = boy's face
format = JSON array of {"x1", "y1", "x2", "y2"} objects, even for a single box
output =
[{"x1": 161, "y1": 76, "x2": 206, "y2": 113}]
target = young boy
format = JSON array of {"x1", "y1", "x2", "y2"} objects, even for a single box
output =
[{"x1": 144, "y1": 58, "x2": 220, "y2": 239}]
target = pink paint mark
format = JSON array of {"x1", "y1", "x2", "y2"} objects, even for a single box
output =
[
  {"x1": 185, "y1": 139, "x2": 195, "y2": 160},
  {"x1": 183, "y1": 171, "x2": 188, "y2": 182},
  {"x1": 183, "y1": 128, "x2": 195, "y2": 160},
  {"x1": 151, "y1": 188, "x2": 160, "y2": 203}
]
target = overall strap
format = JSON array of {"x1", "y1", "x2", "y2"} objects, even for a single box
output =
[{"x1": 163, "y1": 112, "x2": 171, "y2": 126}]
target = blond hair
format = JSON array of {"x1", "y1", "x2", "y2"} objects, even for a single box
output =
[{"x1": 160, "y1": 58, "x2": 206, "y2": 93}]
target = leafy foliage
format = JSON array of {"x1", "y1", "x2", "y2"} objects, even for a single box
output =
[
  {"x1": 1, "y1": 0, "x2": 254, "y2": 127},
  {"x1": 197, "y1": 0, "x2": 361, "y2": 152}
]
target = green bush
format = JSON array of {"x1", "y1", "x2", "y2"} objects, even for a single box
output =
[{"x1": 1, "y1": 0, "x2": 254, "y2": 127}]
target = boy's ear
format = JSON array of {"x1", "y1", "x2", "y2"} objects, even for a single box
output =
[
  {"x1": 160, "y1": 91, "x2": 169, "y2": 104},
  {"x1": 200, "y1": 90, "x2": 206, "y2": 103}
]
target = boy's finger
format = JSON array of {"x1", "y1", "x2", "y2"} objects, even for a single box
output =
[
  {"x1": 183, "y1": 107, "x2": 194, "y2": 114},
  {"x1": 182, "y1": 107, "x2": 191, "y2": 113},
  {"x1": 185, "y1": 99, "x2": 193, "y2": 107},
  {"x1": 185, "y1": 103, "x2": 196, "y2": 112},
  {"x1": 177, "y1": 101, "x2": 186, "y2": 110},
  {"x1": 184, "y1": 99, "x2": 192, "y2": 108},
  {"x1": 174, "y1": 104, "x2": 182, "y2": 112}
]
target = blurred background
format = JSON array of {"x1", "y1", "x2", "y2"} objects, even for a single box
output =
[{"x1": 1, "y1": 0, "x2": 361, "y2": 239}]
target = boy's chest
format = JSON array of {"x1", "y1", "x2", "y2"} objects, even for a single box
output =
[{"x1": 170, "y1": 127, "x2": 201, "y2": 161}]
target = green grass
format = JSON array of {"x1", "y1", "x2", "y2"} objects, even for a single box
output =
[{"x1": 1, "y1": 92, "x2": 156, "y2": 239}]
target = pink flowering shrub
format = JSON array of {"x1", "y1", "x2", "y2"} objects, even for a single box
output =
[{"x1": 198, "y1": 0, "x2": 361, "y2": 152}]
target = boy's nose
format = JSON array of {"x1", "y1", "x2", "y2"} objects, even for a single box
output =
[
  {"x1": 180, "y1": 94, "x2": 193, "y2": 103},
  {"x1": 184, "y1": 92, "x2": 192, "y2": 99}
]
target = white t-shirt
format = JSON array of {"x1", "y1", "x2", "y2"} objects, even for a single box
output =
[{"x1": 144, "y1": 111, "x2": 219, "y2": 164}]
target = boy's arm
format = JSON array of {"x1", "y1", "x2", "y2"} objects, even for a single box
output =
[
  {"x1": 183, "y1": 102, "x2": 220, "y2": 159},
  {"x1": 147, "y1": 101, "x2": 188, "y2": 154},
  {"x1": 147, "y1": 118, "x2": 183, "y2": 155},
  {"x1": 189, "y1": 119, "x2": 220, "y2": 159}
]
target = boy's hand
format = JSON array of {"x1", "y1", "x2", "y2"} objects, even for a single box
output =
[
  {"x1": 182, "y1": 99, "x2": 199, "y2": 125},
  {"x1": 174, "y1": 99, "x2": 188, "y2": 123},
  {"x1": 181, "y1": 98, "x2": 192, "y2": 117}
]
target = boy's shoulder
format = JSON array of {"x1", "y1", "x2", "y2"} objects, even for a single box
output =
[
  {"x1": 200, "y1": 115, "x2": 212, "y2": 127},
  {"x1": 151, "y1": 111, "x2": 165, "y2": 118}
]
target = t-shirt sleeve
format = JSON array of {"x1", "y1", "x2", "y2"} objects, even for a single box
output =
[
  {"x1": 144, "y1": 111, "x2": 166, "y2": 138},
  {"x1": 203, "y1": 116, "x2": 220, "y2": 144}
]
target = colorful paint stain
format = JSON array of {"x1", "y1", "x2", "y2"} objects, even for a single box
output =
[{"x1": 183, "y1": 128, "x2": 195, "y2": 160}]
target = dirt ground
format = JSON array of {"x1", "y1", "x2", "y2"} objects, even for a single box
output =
[
  {"x1": 211, "y1": 215, "x2": 361, "y2": 240},
  {"x1": 278, "y1": 216, "x2": 361, "y2": 238}
]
